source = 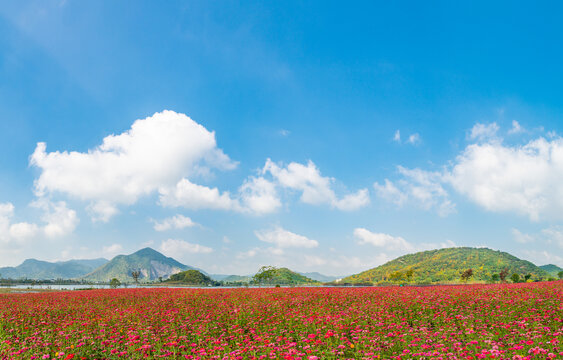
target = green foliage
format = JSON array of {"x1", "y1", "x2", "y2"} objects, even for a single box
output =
[
  {"x1": 343, "y1": 247, "x2": 551, "y2": 285},
  {"x1": 511, "y1": 273, "x2": 521, "y2": 283},
  {"x1": 559, "y1": 271, "x2": 563, "y2": 280},
  {"x1": 491, "y1": 274, "x2": 500, "y2": 282},
  {"x1": 82, "y1": 247, "x2": 194, "y2": 283},
  {"x1": 167, "y1": 270, "x2": 218, "y2": 286},
  {"x1": 109, "y1": 278, "x2": 121, "y2": 288},
  {"x1": 252, "y1": 266, "x2": 319, "y2": 285},
  {"x1": 460, "y1": 268, "x2": 473, "y2": 282},
  {"x1": 539, "y1": 264, "x2": 563, "y2": 277}
]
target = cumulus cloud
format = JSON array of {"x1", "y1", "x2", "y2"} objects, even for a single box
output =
[
  {"x1": 102, "y1": 243, "x2": 123, "y2": 258},
  {"x1": 446, "y1": 137, "x2": 563, "y2": 221},
  {"x1": 239, "y1": 176, "x2": 281, "y2": 214},
  {"x1": 263, "y1": 159, "x2": 369, "y2": 211},
  {"x1": 512, "y1": 228, "x2": 535, "y2": 244},
  {"x1": 30, "y1": 110, "x2": 236, "y2": 221},
  {"x1": 159, "y1": 178, "x2": 239, "y2": 211},
  {"x1": 160, "y1": 238, "x2": 213, "y2": 255},
  {"x1": 0, "y1": 200, "x2": 77, "y2": 244},
  {"x1": 374, "y1": 166, "x2": 455, "y2": 217},
  {"x1": 468, "y1": 122, "x2": 500, "y2": 141},
  {"x1": 255, "y1": 226, "x2": 319, "y2": 248},
  {"x1": 152, "y1": 215, "x2": 197, "y2": 231},
  {"x1": 354, "y1": 228, "x2": 413, "y2": 251}
]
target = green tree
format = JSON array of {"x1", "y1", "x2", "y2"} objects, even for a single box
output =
[
  {"x1": 460, "y1": 268, "x2": 473, "y2": 282},
  {"x1": 511, "y1": 273, "x2": 520, "y2": 283},
  {"x1": 524, "y1": 273, "x2": 532, "y2": 282},
  {"x1": 253, "y1": 266, "x2": 278, "y2": 286},
  {"x1": 558, "y1": 271, "x2": 563, "y2": 280},
  {"x1": 405, "y1": 268, "x2": 414, "y2": 282},
  {"x1": 109, "y1": 278, "x2": 121, "y2": 288},
  {"x1": 499, "y1": 268, "x2": 509, "y2": 282},
  {"x1": 491, "y1": 274, "x2": 500, "y2": 282}
]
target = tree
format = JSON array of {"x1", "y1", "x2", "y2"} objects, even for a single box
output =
[
  {"x1": 388, "y1": 271, "x2": 404, "y2": 282},
  {"x1": 499, "y1": 268, "x2": 509, "y2": 282},
  {"x1": 460, "y1": 268, "x2": 473, "y2": 282},
  {"x1": 253, "y1": 266, "x2": 278, "y2": 286},
  {"x1": 491, "y1": 274, "x2": 500, "y2": 282},
  {"x1": 405, "y1": 268, "x2": 414, "y2": 282},
  {"x1": 130, "y1": 269, "x2": 141, "y2": 284},
  {"x1": 524, "y1": 274, "x2": 532, "y2": 282},
  {"x1": 511, "y1": 273, "x2": 520, "y2": 283},
  {"x1": 109, "y1": 278, "x2": 121, "y2": 288},
  {"x1": 558, "y1": 271, "x2": 563, "y2": 280}
]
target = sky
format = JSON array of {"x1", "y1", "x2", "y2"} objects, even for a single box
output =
[{"x1": 1, "y1": 1, "x2": 563, "y2": 275}]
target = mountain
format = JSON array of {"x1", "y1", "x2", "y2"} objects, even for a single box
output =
[
  {"x1": 299, "y1": 272, "x2": 344, "y2": 282},
  {"x1": 0, "y1": 258, "x2": 108, "y2": 280},
  {"x1": 265, "y1": 268, "x2": 319, "y2": 285},
  {"x1": 82, "y1": 248, "x2": 196, "y2": 283},
  {"x1": 540, "y1": 264, "x2": 563, "y2": 277},
  {"x1": 220, "y1": 274, "x2": 252, "y2": 283},
  {"x1": 342, "y1": 247, "x2": 551, "y2": 285},
  {"x1": 167, "y1": 270, "x2": 219, "y2": 286}
]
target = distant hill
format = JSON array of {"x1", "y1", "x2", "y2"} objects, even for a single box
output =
[
  {"x1": 343, "y1": 247, "x2": 551, "y2": 284},
  {"x1": 0, "y1": 258, "x2": 108, "y2": 280},
  {"x1": 299, "y1": 272, "x2": 343, "y2": 282},
  {"x1": 167, "y1": 270, "x2": 218, "y2": 286},
  {"x1": 265, "y1": 268, "x2": 319, "y2": 285},
  {"x1": 221, "y1": 274, "x2": 252, "y2": 283},
  {"x1": 540, "y1": 264, "x2": 563, "y2": 277},
  {"x1": 82, "y1": 248, "x2": 196, "y2": 283}
]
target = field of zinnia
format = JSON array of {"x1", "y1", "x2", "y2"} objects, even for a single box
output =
[{"x1": 0, "y1": 282, "x2": 561, "y2": 359}]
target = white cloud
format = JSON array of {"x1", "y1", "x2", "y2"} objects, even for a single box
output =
[
  {"x1": 102, "y1": 243, "x2": 123, "y2": 258},
  {"x1": 469, "y1": 122, "x2": 500, "y2": 141},
  {"x1": 519, "y1": 249, "x2": 562, "y2": 267},
  {"x1": 159, "y1": 178, "x2": 240, "y2": 211},
  {"x1": 508, "y1": 120, "x2": 524, "y2": 134},
  {"x1": 407, "y1": 133, "x2": 421, "y2": 145},
  {"x1": 160, "y1": 238, "x2": 213, "y2": 255},
  {"x1": 239, "y1": 176, "x2": 281, "y2": 214},
  {"x1": 33, "y1": 200, "x2": 79, "y2": 238},
  {"x1": 512, "y1": 228, "x2": 535, "y2": 244},
  {"x1": 393, "y1": 130, "x2": 401, "y2": 143},
  {"x1": 236, "y1": 248, "x2": 259, "y2": 259},
  {"x1": 354, "y1": 228, "x2": 413, "y2": 251},
  {"x1": 255, "y1": 226, "x2": 319, "y2": 248},
  {"x1": 0, "y1": 200, "x2": 77, "y2": 245},
  {"x1": 30, "y1": 110, "x2": 236, "y2": 221},
  {"x1": 153, "y1": 215, "x2": 197, "y2": 232},
  {"x1": 263, "y1": 159, "x2": 369, "y2": 211},
  {"x1": 541, "y1": 227, "x2": 563, "y2": 248},
  {"x1": 446, "y1": 137, "x2": 563, "y2": 221},
  {"x1": 87, "y1": 201, "x2": 119, "y2": 223},
  {"x1": 279, "y1": 129, "x2": 290, "y2": 137},
  {"x1": 374, "y1": 166, "x2": 455, "y2": 217}
]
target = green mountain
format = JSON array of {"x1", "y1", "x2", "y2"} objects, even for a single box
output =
[
  {"x1": 342, "y1": 247, "x2": 551, "y2": 284},
  {"x1": 167, "y1": 270, "x2": 218, "y2": 286},
  {"x1": 540, "y1": 264, "x2": 563, "y2": 277},
  {"x1": 221, "y1": 274, "x2": 252, "y2": 283},
  {"x1": 82, "y1": 247, "x2": 196, "y2": 283},
  {"x1": 0, "y1": 258, "x2": 108, "y2": 280},
  {"x1": 299, "y1": 272, "x2": 343, "y2": 282},
  {"x1": 262, "y1": 267, "x2": 320, "y2": 285}
]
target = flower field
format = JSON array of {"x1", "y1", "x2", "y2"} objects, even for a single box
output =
[{"x1": 0, "y1": 282, "x2": 561, "y2": 359}]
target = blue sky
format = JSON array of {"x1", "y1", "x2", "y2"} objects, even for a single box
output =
[{"x1": 1, "y1": 1, "x2": 563, "y2": 275}]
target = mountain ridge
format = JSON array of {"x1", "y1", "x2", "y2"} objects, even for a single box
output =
[{"x1": 343, "y1": 247, "x2": 551, "y2": 284}]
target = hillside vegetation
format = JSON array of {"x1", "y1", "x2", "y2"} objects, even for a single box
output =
[
  {"x1": 343, "y1": 247, "x2": 551, "y2": 284},
  {"x1": 0, "y1": 258, "x2": 108, "y2": 280},
  {"x1": 83, "y1": 248, "x2": 194, "y2": 282},
  {"x1": 540, "y1": 264, "x2": 563, "y2": 277},
  {"x1": 167, "y1": 270, "x2": 218, "y2": 286},
  {"x1": 260, "y1": 267, "x2": 319, "y2": 285}
]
